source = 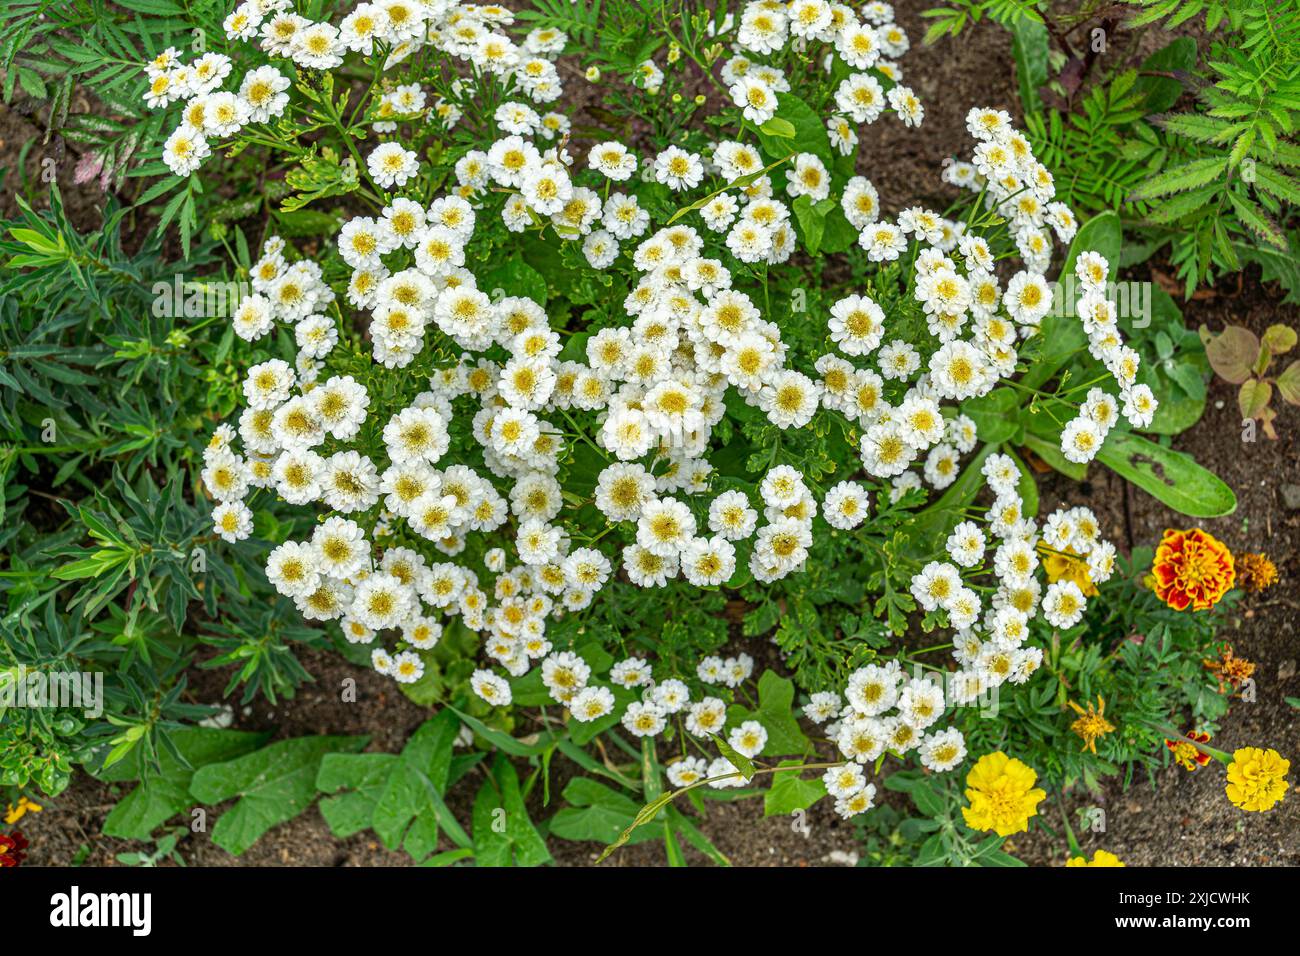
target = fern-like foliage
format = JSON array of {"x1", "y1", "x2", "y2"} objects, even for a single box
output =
[{"x1": 0, "y1": 0, "x2": 227, "y2": 191}]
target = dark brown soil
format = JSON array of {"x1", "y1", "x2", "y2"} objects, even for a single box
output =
[
  {"x1": 1014, "y1": 269, "x2": 1300, "y2": 867},
  {"x1": 13, "y1": 1, "x2": 1299, "y2": 868}
]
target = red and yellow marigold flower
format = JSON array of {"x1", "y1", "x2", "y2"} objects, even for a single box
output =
[
  {"x1": 1151, "y1": 528, "x2": 1234, "y2": 611},
  {"x1": 961, "y1": 751, "x2": 1047, "y2": 837},
  {"x1": 1165, "y1": 731, "x2": 1214, "y2": 771},
  {"x1": 0, "y1": 831, "x2": 28, "y2": 868},
  {"x1": 1225, "y1": 747, "x2": 1290, "y2": 813}
]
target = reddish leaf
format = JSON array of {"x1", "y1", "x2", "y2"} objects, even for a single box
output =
[{"x1": 1202, "y1": 324, "x2": 1260, "y2": 384}]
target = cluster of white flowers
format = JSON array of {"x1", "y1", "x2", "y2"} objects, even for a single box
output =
[
  {"x1": 799, "y1": 488, "x2": 1119, "y2": 814},
  {"x1": 186, "y1": 0, "x2": 1145, "y2": 812},
  {"x1": 150, "y1": 0, "x2": 573, "y2": 176},
  {"x1": 1057, "y1": 252, "x2": 1159, "y2": 462},
  {"x1": 728, "y1": 0, "x2": 921, "y2": 132},
  {"x1": 942, "y1": 108, "x2": 1157, "y2": 464}
]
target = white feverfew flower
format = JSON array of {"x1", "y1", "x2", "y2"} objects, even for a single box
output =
[
  {"x1": 653, "y1": 146, "x2": 704, "y2": 191},
  {"x1": 919, "y1": 728, "x2": 967, "y2": 772},
  {"x1": 828, "y1": 294, "x2": 885, "y2": 356},
  {"x1": 368, "y1": 142, "x2": 419, "y2": 189},
  {"x1": 471, "y1": 669, "x2": 512, "y2": 707},
  {"x1": 570, "y1": 686, "x2": 615, "y2": 722},
  {"x1": 680, "y1": 535, "x2": 737, "y2": 586},
  {"x1": 212, "y1": 501, "x2": 253, "y2": 542},
  {"x1": 622, "y1": 700, "x2": 667, "y2": 737},
  {"x1": 728, "y1": 720, "x2": 768, "y2": 758},
  {"x1": 823, "y1": 481, "x2": 870, "y2": 530},
  {"x1": 1043, "y1": 579, "x2": 1087, "y2": 628}
]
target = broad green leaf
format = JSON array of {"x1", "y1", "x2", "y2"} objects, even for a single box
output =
[
  {"x1": 726, "y1": 670, "x2": 809, "y2": 757},
  {"x1": 763, "y1": 760, "x2": 827, "y2": 816},
  {"x1": 963, "y1": 387, "x2": 1019, "y2": 443},
  {"x1": 755, "y1": 94, "x2": 832, "y2": 162},
  {"x1": 470, "y1": 753, "x2": 553, "y2": 866},
  {"x1": 1136, "y1": 38, "x2": 1197, "y2": 112},
  {"x1": 99, "y1": 728, "x2": 269, "y2": 841},
  {"x1": 190, "y1": 735, "x2": 367, "y2": 855},
  {"x1": 1021, "y1": 428, "x2": 1088, "y2": 481},
  {"x1": 1096, "y1": 431, "x2": 1236, "y2": 517},
  {"x1": 548, "y1": 778, "x2": 641, "y2": 844},
  {"x1": 316, "y1": 711, "x2": 460, "y2": 861}
]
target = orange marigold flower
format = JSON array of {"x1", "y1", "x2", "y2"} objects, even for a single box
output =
[
  {"x1": 1151, "y1": 528, "x2": 1234, "y2": 611},
  {"x1": 1165, "y1": 731, "x2": 1214, "y2": 771},
  {"x1": 1235, "y1": 552, "x2": 1278, "y2": 594},
  {"x1": 1203, "y1": 644, "x2": 1255, "y2": 693}
]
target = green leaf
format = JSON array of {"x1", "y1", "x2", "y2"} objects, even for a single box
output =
[
  {"x1": 190, "y1": 735, "x2": 367, "y2": 855},
  {"x1": 763, "y1": 760, "x2": 827, "y2": 816},
  {"x1": 1128, "y1": 156, "x2": 1228, "y2": 202},
  {"x1": 1096, "y1": 431, "x2": 1236, "y2": 518},
  {"x1": 711, "y1": 733, "x2": 756, "y2": 780},
  {"x1": 470, "y1": 752, "x2": 553, "y2": 866},
  {"x1": 1136, "y1": 38, "x2": 1197, "y2": 112},
  {"x1": 99, "y1": 728, "x2": 269, "y2": 841},
  {"x1": 755, "y1": 93, "x2": 832, "y2": 161},
  {"x1": 1010, "y1": 17, "x2": 1049, "y2": 116},
  {"x1": 1022, "y1": 211, "x2": 1123, "y2": 391},
  {"x1": 792, "y1": 195, "x2": 831, "y2": 255},
  {"x1": 758, "y1": 116, "x2": 796, "y2": 139},
  {"x1": 962, "y1": 387, "x2": 1019, "y2": 444},
  {"x1": 727, "y1": 670, "x2": 809, "y2": 757},
  {"x1": 282, "y1": 147, "x2": 360, "y2": 212},
  {"x1": 549, "y1": 778, "x2": 645, "y2": 844},
  {"x1": 1021, "y1": 431, "x2": 1088, "y2": 481},
  {"x1": 481, "y1": 259, "x2": 548, "y2": 307},
  {"x1": 316, "y1": 711, "x2": 460, "y2": 861}
]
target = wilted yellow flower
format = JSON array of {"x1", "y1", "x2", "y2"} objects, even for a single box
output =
[
  {"x1": 1041, "y1": 546, "x2": 1097, "y2": 597},
  {"x1": 1068, "y1": 695, "x2": 1115, "y2": 754},
  {"x1": 4, "y1": 796, "x2": 42, "y2": 824},
  {"x1": 1235, "y1": 552, "x2": 1278, "y2": 593}
]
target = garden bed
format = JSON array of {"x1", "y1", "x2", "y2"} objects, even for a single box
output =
[{"x1": 3, "y1": 0, "x2": 1297, "y2": 869}]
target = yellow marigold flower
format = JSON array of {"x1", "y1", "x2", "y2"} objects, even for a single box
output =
[
  {"x1": 961, "y1": 751, "x2": 1047, "y2": 837},
  {"x1": 1235, "y1": 552, "x2": 1278, "y2": 593},
  {"x1": 1225, "y1": 747, "x2": 1290, "y2": 813},
  {"x1": 1041, "y1": 546, "x2": 1097, "y2": 597},
  {"x1": 1066, "y1": 850, "x2": 1125, "y2": 867},
  {"x1": 3, "y1": 796, "x2": 42, "y2": 825},
  {"x1": 1068, "y1": 695, "x2": 1115, "y2": 754}
]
